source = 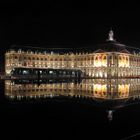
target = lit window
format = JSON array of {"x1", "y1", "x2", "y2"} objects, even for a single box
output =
[
  {"x1": 49, "y1": 71, "x2": 53, "y2": 74},
  {"x1": 23, "y1": 70, "x2": 28, "y2": 75}
]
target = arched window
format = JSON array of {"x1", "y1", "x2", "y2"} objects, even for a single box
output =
[
  {"x1": 119, "y1": 56, "x2": 122, "y2": 60},
  {"x1": 109, "y1": 56, "x2": 112, "y2": 59},
  {"x1": 103, "y1": 56, "x2": 106, "y2": 59},
  {"x1": 23, "y1": 62, "x2": 27, "y2": 66},
  {"x1": 99, "y1": 55, "x2": 102, "y2": 59}
]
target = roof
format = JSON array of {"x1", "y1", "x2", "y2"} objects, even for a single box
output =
[
  {"x1": 92, "y1": 29, "x2": 132, "y2": 54},
  {"x1": 95, "y1": 40, "x2": 131, "y2": 54}
]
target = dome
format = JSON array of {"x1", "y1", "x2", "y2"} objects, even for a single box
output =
[{"x1": 94, "y1": 30, "x2": 131, "y2": 54}]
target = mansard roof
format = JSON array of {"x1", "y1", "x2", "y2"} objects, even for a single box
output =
[{"x1": 96, "y1": 40, "x2": 131, "y2": 54}]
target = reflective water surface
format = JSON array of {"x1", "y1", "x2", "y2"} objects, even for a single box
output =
[
  {"x1": 2, "y1": 79, "x2": 140, "y2": 139},
  {"x1": 4, "y1": 78, "x2": 140, "y2": 121},
  {"x1": 5, "y1": 79, "x2": 135, "y2": 99}
]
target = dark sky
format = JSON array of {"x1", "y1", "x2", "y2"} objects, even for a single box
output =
[
  {"x1": 0, "y1": 0, "x2": 140, "y2": 72},
  {"x1": 0, "y1": 1, "x2": 140, "y2": 48}
]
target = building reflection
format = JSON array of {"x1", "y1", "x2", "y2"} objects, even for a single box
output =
[
  {"x1": 5, "y1": 79, "x2": 140, "y2": 101},
  {"x1": 5, "y1": 78, "x2": 140, "y2": 121}
]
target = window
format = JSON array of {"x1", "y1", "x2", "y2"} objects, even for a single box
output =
[
  {"x1": 49, "y1": 71, "x2": 53, "y2": 74},
  {"x1": 23, "y1": 62, "x2": 27, "y2": 66},
  {"x1": 72, "y1": 71, "x2": 75, "y2": 75},
  {"x1": 119, "y1": 56, "x2": 122, "y2": 60},
  {"x1": 63, "y1": 71, "x2": 66, "y2": 75},
  {"x1": 59, "y1": 71, "x2": 62, "y2": 74},
  {"x1": 23, "y1": 70, "x2": 29, "y2": 75}
]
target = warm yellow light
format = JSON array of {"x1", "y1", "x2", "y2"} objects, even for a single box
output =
[
  {"x1": 118, "y1": 85, "x2": 129, "y2": 98},
  {"x1": 94, "y1": 84, "x2": 107, "y2": 98}
]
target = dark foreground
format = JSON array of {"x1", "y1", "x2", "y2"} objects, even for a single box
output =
[
  {"x1": 0, "y1": 81, "x2": 140, "y2": 139},
  {"x1": 0, "y1": 97, "x2": 140, "y2": 139}
]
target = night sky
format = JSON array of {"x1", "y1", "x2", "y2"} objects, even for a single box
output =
[{"x1": 0, "y1": 1, "x2": 140, "y2": 71}]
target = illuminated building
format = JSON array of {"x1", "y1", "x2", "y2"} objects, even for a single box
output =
[{"x1": 5, "y1": 30, "x2": 140, "y2": 78}]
